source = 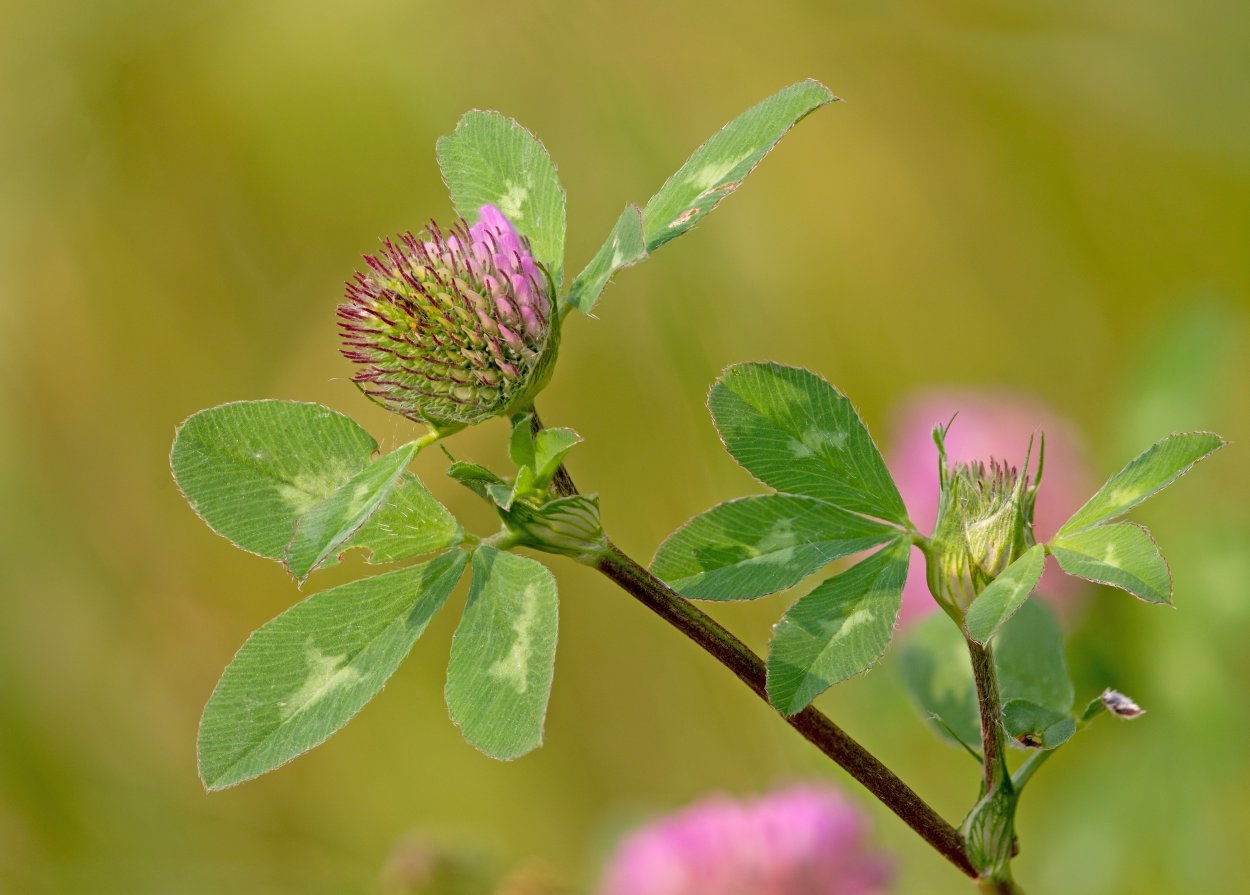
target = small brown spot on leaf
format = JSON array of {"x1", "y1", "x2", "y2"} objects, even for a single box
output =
[
  {"x1": 699, "y1": 179, "x2": 741, "y2": 199},
  {"x1": 668, "y1": 207, "x2": 700, "y2": 229}
]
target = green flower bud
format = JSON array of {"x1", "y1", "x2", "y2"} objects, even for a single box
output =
[
  {"x1": 922, "y1": 426, "x2": 1040, "y2": 618},
  {"x1": 961, "y1": 782, "x2": 1018, "y2": 882},
  {"x1": 504, "y1": 494, "x2": 608, "y2": 564},
  {"x1": 338, "y1": 205, "x2": 558, "y2": 431}
]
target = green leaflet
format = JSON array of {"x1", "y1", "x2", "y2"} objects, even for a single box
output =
[
  {"x1": 964, "y1": 545, "x2": 1047, "y2": 645},
  {"x1": 172, "y1": 401, "x2": 457, "y2": 574},
  {"x1": 897, "y1": 610, "x2": 982, "y2": 754},
  {"x1": 508, "y1": 414, "x2": 537, "y2": 470},
  {"x1": 709, "y1": 363, "x2": 908, "y2": 524},
  {"x1": 1057, "y1": 432, "x2": 1226, "y2": 535},
  {"x1": 533, "y1": 427, "x2": 582, "y2": 489},
  {"x1": 565, "y1": 80, "x2": 834, "y2": 314},
  {"x1": 171, "y1": 400, "x2": 378, "y2": 561},
  {"x1": 566, "y1": 204, "x2": 646, "y2": 314},
  {"x1": 641, "y1": 79, "x2": 835, "y2": 251},
  {"x1": 198, "y1": 551, "x2": 468, "y2": 790},
  {"x1": 651, "y1": 494, "x2": 896, "y2": 601},
  {"x1": 447, "y1": 461, "x2": 506, "y2": 502},
  {"x1": 436, "y1": 110, "x2": 567, "y2": 287},
  {"x1": 445, "y1": 547, "x2": 559, "y2": 760},
  {"x1": 284, "y1": 441, "x2": 420, "y2": 581},
  {"x1": 766, "y1": 538, "x2": 910, "y2": 715},
  {"x1": 1002, "y1": 699, "x2": 1076, "y2": 751},
  {"x1": 1050, "y1": 523, "x2": 1172, "y2": 604},
  {"x1": 506, "y1": 414, "x2": 581, "y2": 491},
  {"x1": 341, "y1": 474, "x2": 463, "y2": 563},
  {"x1": 900, "y1": 600, "x2": 1074, "y2": 750},
  {"x1": 995, "y1": 598, "x2": 1075, "y2": 714}
]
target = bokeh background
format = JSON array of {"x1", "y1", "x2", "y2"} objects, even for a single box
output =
[{"x1": 2, "y1": 0, "x2": 1248, "y2": 892}]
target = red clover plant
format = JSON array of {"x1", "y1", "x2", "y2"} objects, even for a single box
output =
[{"x1": 170, "y1": 80, "x2": 1226, "y2": 893}]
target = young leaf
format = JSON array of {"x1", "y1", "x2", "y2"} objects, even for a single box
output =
[
  {"x1": 171, "y1": 401, "x2": 377, "y2": 561},
  {"x1": 341, "y1": 474, "x2": 463, "y2": 563},
  {"x1": 994, "y1": 598, "x2": 1075, "y2": 713},
  {"x1": 964, "y1": 544, "x2": 1047, "y2": 645},
  {"x1": 508, "y1": 414, "x2": 537, "y2": 470},
  {"x1": 1057, "y1": 432, "x2": 1226, "y2": 535},
  {"x1": 1002, "y1": 700, "x2": 1076, "y2": 750},
  {"x1": 767, "y1": 538, "x2": 909, "y2": 715},
  {"x1": 897, "y1": 613, "x2": 981, "y2": 751},
  {"x1": 900, "y1": 600, "x2": 1073, "y2": 749},
  {"x1": 447, "y1": 461, "x2": 506, "y2": 501},
  {"x1": 566, "y1": 204, "x2": 646, "y2": 315},
  {"x1": 496, "y1": 465, "x2": 535, "y2": 511},
  {"x1": 533, "y1": 427, "x2": 582, "y2": 489},
  {"x1": 1050, "y1": 523, "x2": 1172, "y2": 604},
  {"x1": 197, "y1": 551, "x2": 468, "y2": 790},
  {"x1": 709, "y1": 363, "x2": 908, "y2": 524},
  {"x1": 445, "y1": 547, "x2": 559, "y2": 760},
  {"x1": 285, "y1": 442, "x2": 421, "y2": 581},
  {"x1": 641, "y1": 79, "x2": 835, "y2": 252},
  {"x1": 436, "y1": 110, "x2": 567, "y2": 287},
  {"x1": 651, "y1": 494, "x2": 895, "y2": 601}
]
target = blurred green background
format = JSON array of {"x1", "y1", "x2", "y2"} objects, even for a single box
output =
[{"x1": 2, "y1": 0, "x2": 1248, "y2": 892}]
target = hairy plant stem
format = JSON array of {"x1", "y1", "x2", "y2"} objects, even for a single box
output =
[
  {"x1": 528, "y1": 408, "x2": 977, "y2": 880},
  {"x1": 966, "y1": 639, "x2": 1008, "y2": 795},
  {"x1": 966, "y1": 637, "x2": 1022, "y2": 894}
]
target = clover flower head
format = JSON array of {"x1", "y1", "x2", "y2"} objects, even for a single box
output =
[
  {"x1": 338, "y1": 205, "x2": 557, "y2": 429},
  {"x1": 888, "y1": 391, "x2": 1092, "y2": 623},
  {"x1": 597, "y1": 786, "x2": 892, "y2": 895},
  {"x1": 923, "y1": 423, "x2": 1039, "y2": 616}
]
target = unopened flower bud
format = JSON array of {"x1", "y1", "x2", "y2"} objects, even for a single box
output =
[
  {"x1": 506, "y1": 494, "x2": 608, "y2": 563},
  {"x1": 961, "y1": 784, "x2": 1018, "y2": 882},
  {"x1": 338, "y1": 205, "x2": 558, "y2": 429},
  {"x1": 923, "y1": 427, "x2": 1039, "y2": 617}
]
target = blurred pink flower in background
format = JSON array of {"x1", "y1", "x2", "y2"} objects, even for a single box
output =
[
  {"x1": 597, "y1": 786, "x2": 892, "y2": 895},
  {"x1": 887, "y1": 389, "x2": 1093, "y2": 624}
]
